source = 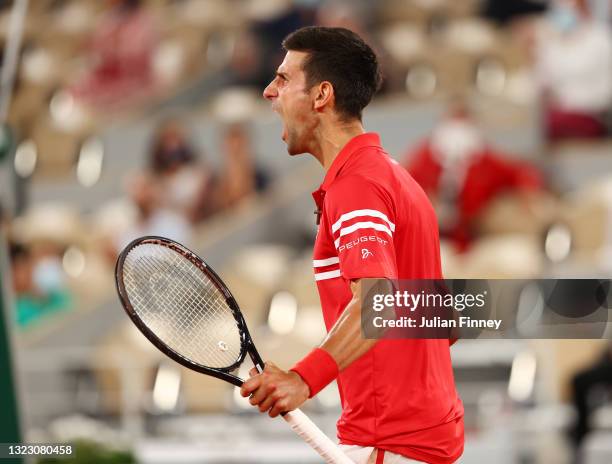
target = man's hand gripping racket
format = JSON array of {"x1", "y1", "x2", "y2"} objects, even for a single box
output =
[{"x1": 115, "y1": 236, "x2": 352, "y2": 464}]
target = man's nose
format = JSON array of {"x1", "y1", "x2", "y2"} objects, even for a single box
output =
[{"x1": 263, "y1": 82, "x2": 276, "y2": 100}]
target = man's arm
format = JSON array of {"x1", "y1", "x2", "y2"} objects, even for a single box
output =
[
  {"x1": 319, "y1": 279, "x2": 375, "y2": 368},
  {"x1": 240, "y1": 279, "x2": 377, "y2": 417}
]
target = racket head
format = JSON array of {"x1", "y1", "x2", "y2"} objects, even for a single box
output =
[{"x1": 115, "y1": 236, "x2": 260, "y2": 386}]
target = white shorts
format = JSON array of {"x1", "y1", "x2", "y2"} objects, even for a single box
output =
[{"x1": 339, "y1": 445, "x2": 425, "y2": 464}]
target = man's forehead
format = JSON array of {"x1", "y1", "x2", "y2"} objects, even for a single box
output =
[{"x1": 277, "y1": 50, "x2": 308, "y2": 75}]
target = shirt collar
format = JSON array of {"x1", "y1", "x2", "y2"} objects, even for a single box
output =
[{"x1": 320, "y1": 132, "x2": 381, "y2": 192}]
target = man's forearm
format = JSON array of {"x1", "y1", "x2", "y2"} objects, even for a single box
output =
[
  {"x1": 319, "y1": 281, "x2": 377, "y2": 370},
  {"x1": 290, "y1": 279, "x2": 393, "y2": 397},
  {"x1": 239, "y1": 284, "x2": 378, "y2": 414}
]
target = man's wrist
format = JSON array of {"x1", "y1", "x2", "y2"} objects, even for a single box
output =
[{"x1": 290, "y1": 348, "x2": 339, "y2": 398}]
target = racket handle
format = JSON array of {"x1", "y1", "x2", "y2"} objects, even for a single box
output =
[{"x1": 282, "y1": 408, "x2": 353, "y2": 464}]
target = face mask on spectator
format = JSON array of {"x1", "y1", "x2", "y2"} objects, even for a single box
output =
[
  {"x1": 162, "y1": 146, "x2": 191, "y2": 165},
  {"x1": 32, "y1": 256, "x2": 65, "y2": 294},
  {"x1": 431, "y1": 120, "x2": 484, "y2": 167},
  {"x1": 549, "y1": 3, "x2": 579, "y2": 33}
]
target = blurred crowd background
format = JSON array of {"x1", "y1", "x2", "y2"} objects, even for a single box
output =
[{"x1": 1, "y1": 0, "x2": 612, "y2": 463}]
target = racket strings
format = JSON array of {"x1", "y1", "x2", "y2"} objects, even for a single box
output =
[
  {"x1": 127, "y1": 248, "x2": 240, "y2": 368},
  {"x1": 144, "y1": 254, "x2": 232, "y2": 352},
  {"x1": 128, "y1": 255, "x2": 230, "y2": 366},
  {"x1": 141, "y1": 250, "x2": 241, "y2": 368},
  {"x1": 122, "y1": 243, "x2": 243, "y2": 369}
]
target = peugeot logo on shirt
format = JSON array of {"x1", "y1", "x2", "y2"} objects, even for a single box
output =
[{"x1": 338, "y1": 235, "x2": 388, "y2": 253}]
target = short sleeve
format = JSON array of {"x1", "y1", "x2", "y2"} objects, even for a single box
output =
[{"x1": 324, "y1": 176, "x2": 398, "y2": 280}]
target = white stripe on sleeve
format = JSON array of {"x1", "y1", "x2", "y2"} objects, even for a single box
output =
[
  {"x1": 313, "y1": 257, "x2": 340, "y2": 267},
  {"x1": 333, "y1": 221, "x2": 393, "y2": 248},
  {"x1": 331, "y1": 209, "x2": 395, "y2": 234},
  {"x1": 314, "y1": 269, "x2": 342, "y2": 281}
]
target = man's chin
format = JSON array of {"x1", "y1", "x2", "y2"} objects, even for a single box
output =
[
  {"x1": 283, "y1": 134, "x2": 308, "y2": 156},
  {"x1": 286, "y1": 144, "x2": 307, "y2": 156}
]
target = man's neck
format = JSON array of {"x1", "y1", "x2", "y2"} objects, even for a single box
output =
[{"x1": 311, "y1": 120, "x2": 365, "y2": 170}]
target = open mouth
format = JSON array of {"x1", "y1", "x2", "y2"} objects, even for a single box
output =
[{"x1": 272, "y1": 105, "x2": 287, "y2": 142}]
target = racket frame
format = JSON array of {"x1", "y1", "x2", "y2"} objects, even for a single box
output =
[{"x1": 115, "y1": 236, "x2": 264, "y2": 387}]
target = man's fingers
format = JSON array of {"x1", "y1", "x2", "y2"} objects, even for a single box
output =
[
  {"x1": 269, "y1": 400, "x2": 288, "y2": 418},
  {"x1": 249, "y1": 383, "x2": 276, "y2": 406},
  {"x1": 240, "y1": 375, "x2": 262, "y2": 397},
  {"x1": 240, "y1": 361, "x2": 304, "y2": 417},
  {"x1": 248, "y1": 367, "x2": 259, "y2": 378},
  {"x1": 257, "y1": 392, "x2": 279, "y2": 413}
]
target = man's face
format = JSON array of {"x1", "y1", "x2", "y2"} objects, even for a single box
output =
[{"x1": 263, "y1": 51, "x2": 318, "y2": 156}]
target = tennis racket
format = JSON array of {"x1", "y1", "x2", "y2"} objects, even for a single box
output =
[{"x1": 115, "y1": 236, "x2": 352, "y2": 464}]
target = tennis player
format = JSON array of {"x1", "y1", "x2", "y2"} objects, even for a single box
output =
[{"x1": 240, "y1": 27, "x2": 464, "y2": 464}]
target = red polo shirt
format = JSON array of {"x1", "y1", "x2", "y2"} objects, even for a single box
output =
[{"x1": 307, "y1": 133, "x2": 464, "y2": 464}]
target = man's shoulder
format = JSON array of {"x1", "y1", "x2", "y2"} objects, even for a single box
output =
[
  {"x1": 342, "y1": 144, "x2": 399, "y2": 179},
  {"x1": 326, "y1": 172, "x2": 389, "y2": 200}
]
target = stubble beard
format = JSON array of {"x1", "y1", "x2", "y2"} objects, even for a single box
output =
[{"x1": 286, "y1": 126, "x2": 306, "y2": 156}]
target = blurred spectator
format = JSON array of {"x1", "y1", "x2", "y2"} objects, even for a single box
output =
[
  {"x1": 110, "y1": 119, "x2": 220, "y2": 254},
  {"x1": 314, "y1": 2, "x2": 394, "y2": 92},
  {"x1": 535, "y1": 0, "x2": 612, "y2": 141},
  {"x1": 116, "y1": 173, "x2": 191, "y2": 251},
  {"x1": 228, "y1": 3, "x2": 314, "y2": 90},
  {"x1": 481, "y1": 0, "x2": 548, "y2": 26},
  {"x1": 218, "y1": 123, "x2": 270, "y2": 209},
  {"x1": 315, "y1": 1, "x2": 367, "y2": 33},
  {"x1": 9, "y1": 242, "x2": 71, "y2": 328},
  {"x1": 568, "y1": 342, "x2": 612, "y2": 457},
  {"x1": 226, "y1": 30, "x2": 269, "y2": 89},
  {"x1": 148, "y1": 119, "x2": 217, "y2": 223},
  {"x1": 404, "y1": 102, "x2": 543, "y2": 251},
  {"x1": 70, "y1": 0, "x2": 157, "y2": 107}
]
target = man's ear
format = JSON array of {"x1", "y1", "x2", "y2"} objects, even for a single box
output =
[{"x1": 313, "y1": 81, "x2": 334, "y2": 111}]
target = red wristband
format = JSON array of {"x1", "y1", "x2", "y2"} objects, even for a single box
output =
[{"x1": 290, "y1": 348, "x2": 339, "y2": 398}]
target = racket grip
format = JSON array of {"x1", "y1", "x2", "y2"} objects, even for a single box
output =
[{"x1": 282, "y1": 408, "x2": 354, "y2": 464}]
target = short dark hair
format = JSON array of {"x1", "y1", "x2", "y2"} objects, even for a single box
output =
[{"x1": 282, "y1": 26, "x2": 382, "y2": 121}]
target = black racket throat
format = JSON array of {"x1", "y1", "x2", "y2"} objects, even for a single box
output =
[
  {"x1": 115, "y1": 236, "x2": 265, "y2": 388},
  {"x1": 207, "y1": 343, "x2": 264, "y2": 388}
]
